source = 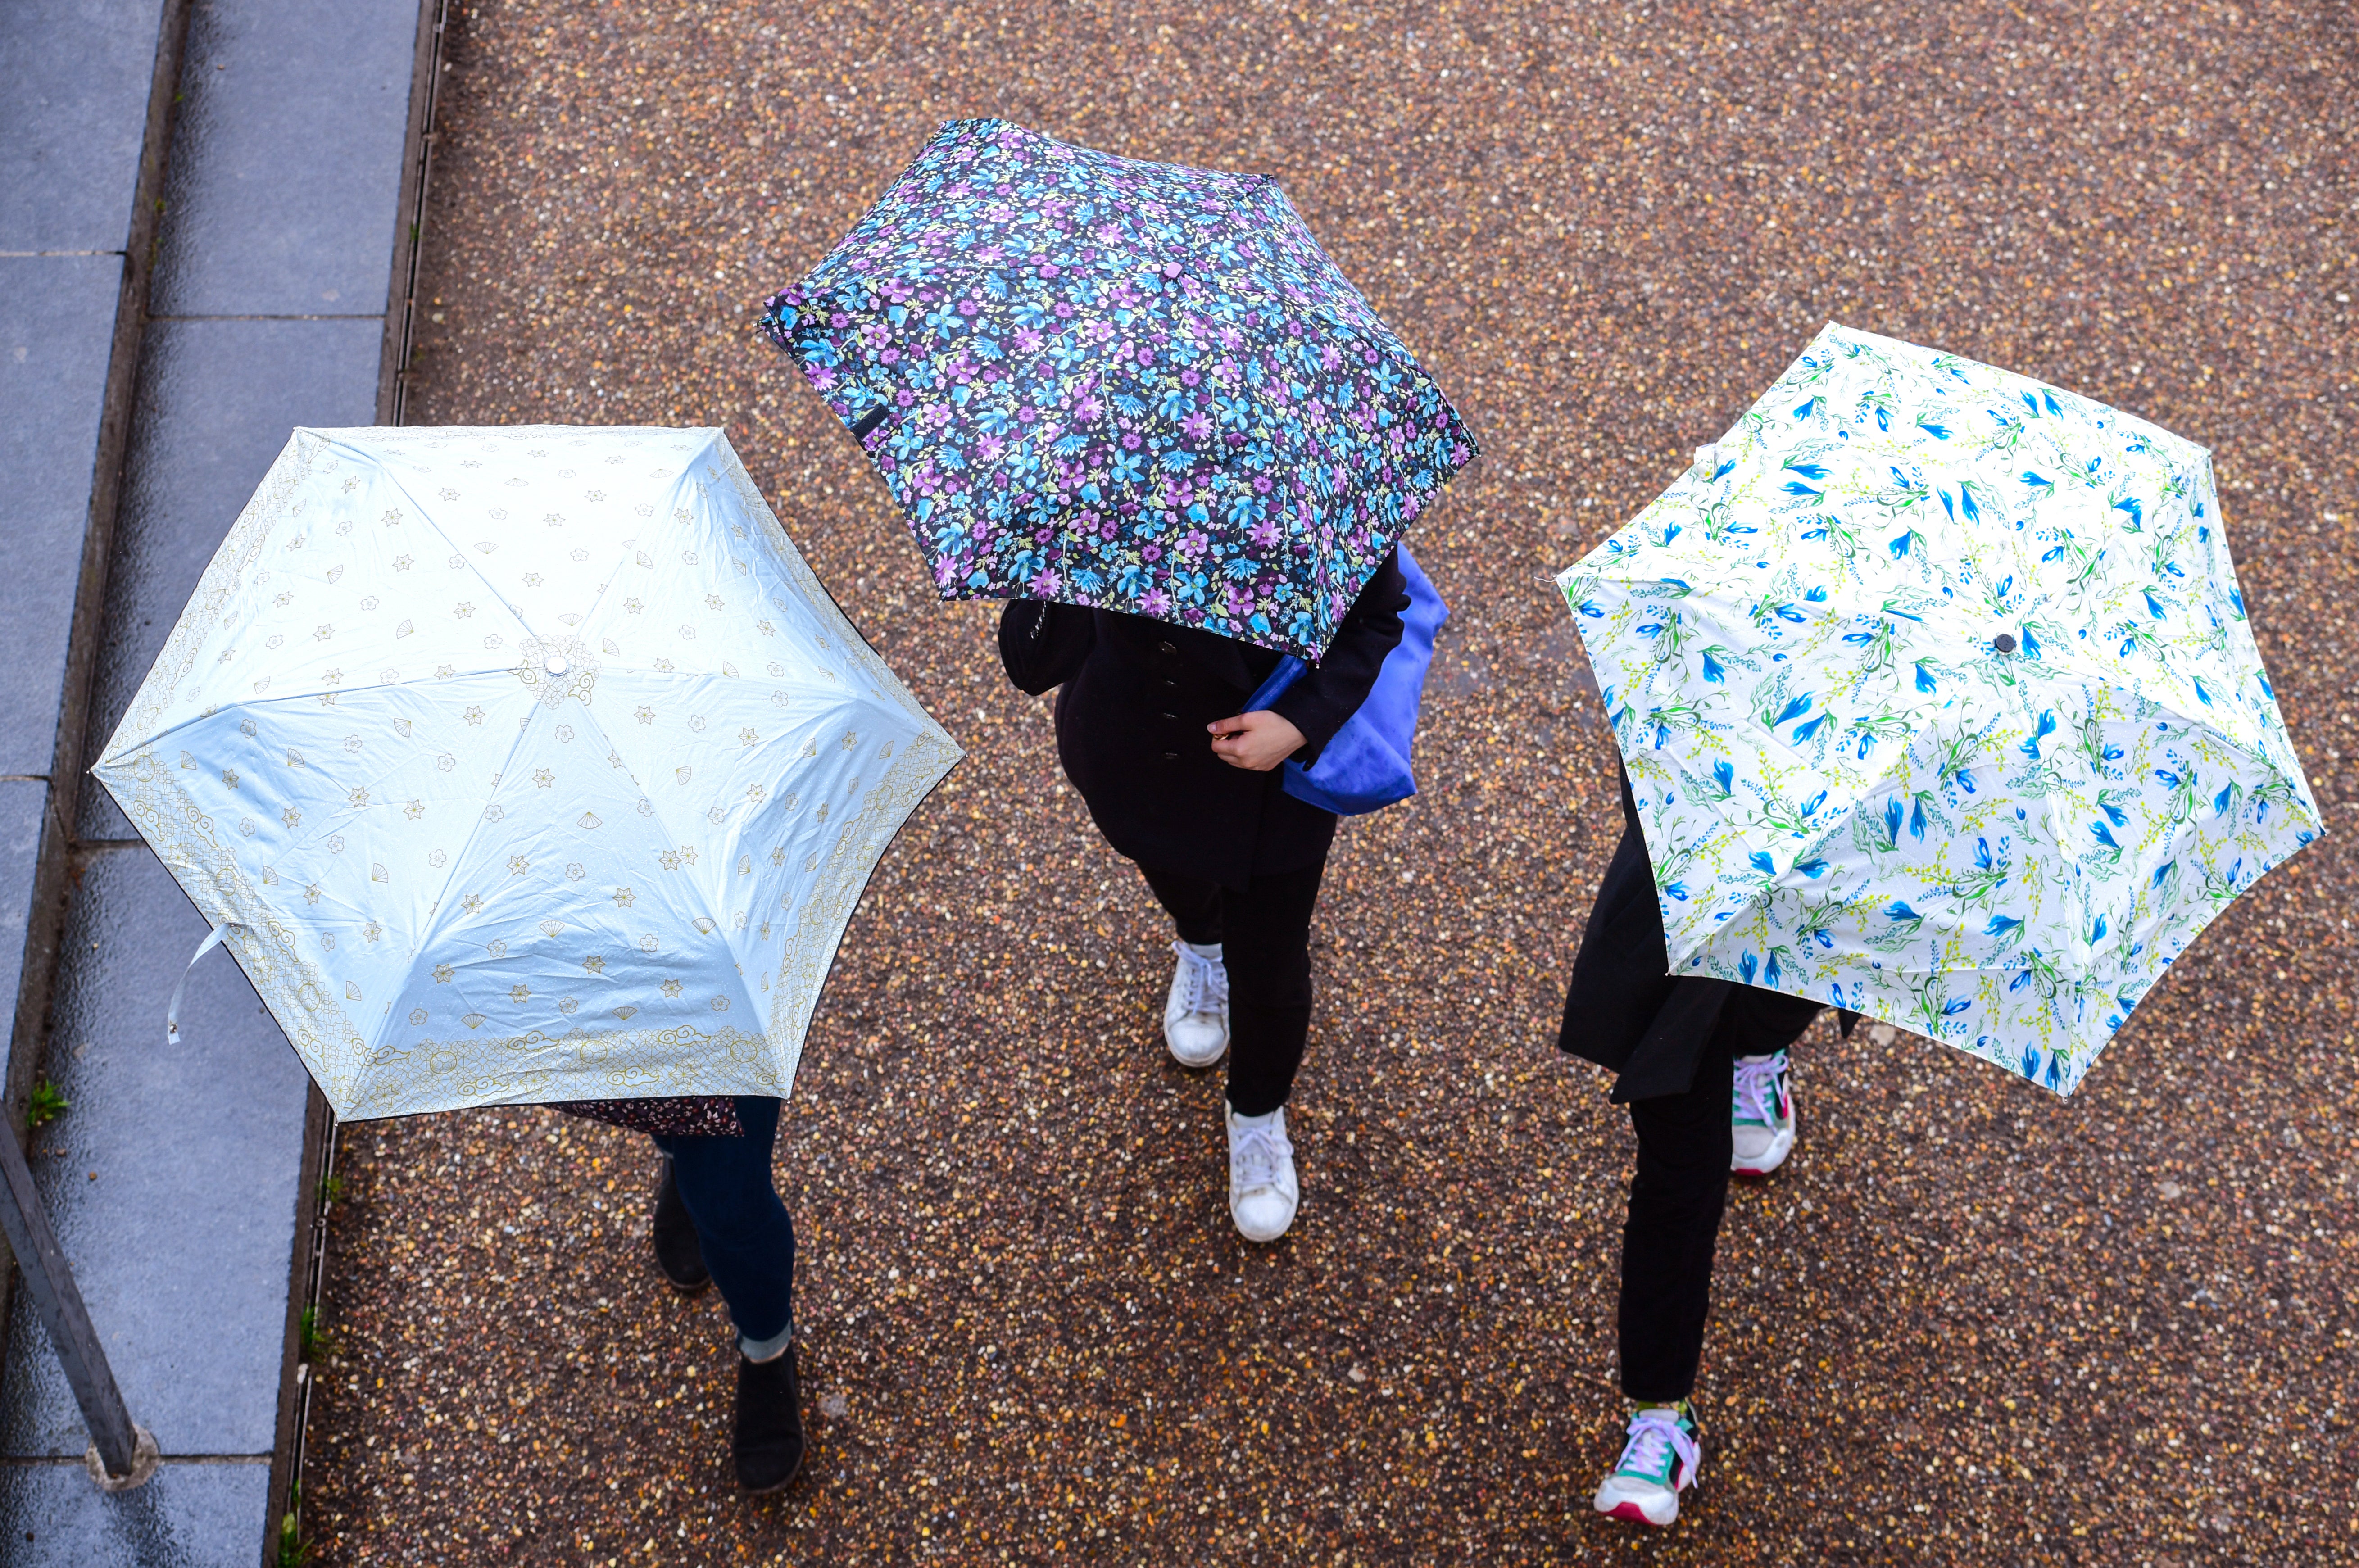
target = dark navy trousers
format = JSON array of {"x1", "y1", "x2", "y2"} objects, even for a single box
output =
[{"x1": 655, "y1": 1095, "x2": 795, "y2": 1354}]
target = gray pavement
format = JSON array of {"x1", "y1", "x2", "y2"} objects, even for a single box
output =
[
  {"x1": 0, "y1": 0, "x2": 168, "y2": 254},
  {"x1": 0, "y1": 255, "x2": 122, "y2": 782},
  {"x1": 0, "y1": 0, "x2": 436, "y2": 1559}
]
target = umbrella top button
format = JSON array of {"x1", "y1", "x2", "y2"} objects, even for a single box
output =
[
  {"x1": 1992, "y1": 633, "x2": 2018, "y2": 655},
  {"x1": 544, "y1": 655, "x2": 569, "y2": 676}
]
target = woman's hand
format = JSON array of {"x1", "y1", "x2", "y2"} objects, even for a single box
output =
[{"x1": 1207, "y1": 709, "x2": 1306, "y2": 772}]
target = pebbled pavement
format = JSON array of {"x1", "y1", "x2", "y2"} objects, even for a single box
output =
[{"x1": 299, "y1": 2, "x2": 2357, "y2": 1563}]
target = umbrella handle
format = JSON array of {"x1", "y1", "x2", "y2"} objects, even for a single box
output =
[{"x1": 164, "y1": 924, "x2": 229, "y2": 1047}]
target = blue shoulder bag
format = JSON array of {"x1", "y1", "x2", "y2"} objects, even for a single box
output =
[{"x1": 1244, "y1": 545, "x2": 1448, "y2": 816}]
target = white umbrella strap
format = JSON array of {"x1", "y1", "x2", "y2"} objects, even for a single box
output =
[{"x1": 165, "y1": 923, "x2": 230, "y2": 1046}]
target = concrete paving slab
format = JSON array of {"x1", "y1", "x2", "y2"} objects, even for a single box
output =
[
  {"x1": 0, "y1": 780, "x2": 48, "y2": 1071},
  {"x1": 78, "y1": 316, "x2": 383, "y2": 842},
  {"x1": 0, "y1": 1457, "x2": 268, "y2": 1566},
  {"x1": 0, "y1": 0, "x2": 171, "y2": 254},
  {"x1": 0, "y1": 255, "x2": 128, "y2": 779},
  {"x1": 150, "y1": 0, "x2": 419, "y2": 318},
  {"x1": 0, "y1": 844, "x2": 310, "y2": 1458}
]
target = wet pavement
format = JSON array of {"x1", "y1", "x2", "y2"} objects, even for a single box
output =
[{"x1": 299, "y1": 2, "x2": 2357, "y2": 1563}]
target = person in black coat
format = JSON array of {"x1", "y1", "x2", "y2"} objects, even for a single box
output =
[
  {"x1": 999, "y1": 549, "x2": 1410, "y2": 1242},
  {"x1": 1561, "y1": 767, "x2": 1831, "y2": 1528}
]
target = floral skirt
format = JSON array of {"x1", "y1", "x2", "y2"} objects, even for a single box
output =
[{"x1": 552, "y1": 1095, "x2": 744, "y2": 1138}]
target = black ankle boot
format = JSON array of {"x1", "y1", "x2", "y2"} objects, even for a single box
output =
[
  {"x1": 733, "y1": 1343, "x2": 805, "y2": 1493},
  {"x1": 651, "y1": 1156, "x2": 711, "y2": 1293}
]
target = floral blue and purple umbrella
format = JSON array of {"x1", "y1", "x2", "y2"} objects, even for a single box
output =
[{"x1": 759, "y1": 118, "x2": 1477, "y2": 662}]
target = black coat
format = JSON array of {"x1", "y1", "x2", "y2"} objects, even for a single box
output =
[
  {"x1": 999, "y1": 551, "x2": 1410, "y2": 890},
  {"x1": 1558, "y1": 770, "x2": 1832, "y2": 1101}
]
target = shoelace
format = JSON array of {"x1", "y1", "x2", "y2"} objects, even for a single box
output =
[
  {"x1": 1229, "y1": 1117, "x2": 1293, "y2": 1190},
  {"x1": 1731, "y1": 1049, "x2": 1788, "y2": 1128},
  {"x1": 1171, "y1": 941, "x2": 1229, "y2": 1016},
  {"x1": 1616, "y1": 1405, "x2": 1700, "y2": 1488}
]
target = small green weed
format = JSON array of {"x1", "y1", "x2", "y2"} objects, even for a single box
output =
[
  {"x1": 26, "y1": 1079, "x2": 68, "y2": 1129},
  {"x1": 275, "y1": 1482, "x2": 308, "y2": 1567},
  {"x1": 298, "y1": 1305, "x2": 330, "y2": 1360},
  {"x1": 318, "y1": 1171, "x2": 345, "y2": 1207}
]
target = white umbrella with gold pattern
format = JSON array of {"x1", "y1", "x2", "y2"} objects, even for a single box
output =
[{"x1": 93, "y1": 424, "x2": 962, "y2": 1119}]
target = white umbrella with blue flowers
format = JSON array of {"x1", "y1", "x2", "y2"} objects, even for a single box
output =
[{"x1": 1557, "y1": 324, "x2": 2322, "y2": 1094}]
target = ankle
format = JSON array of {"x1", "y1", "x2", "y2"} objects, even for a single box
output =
[{"x1": 738, "y1": 1323, "x2": 794, "y2": 1364}]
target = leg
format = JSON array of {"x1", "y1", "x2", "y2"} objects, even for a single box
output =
[
  {"x1": 655, "y1": 1096, "x2": 794, "y2": 1357},
  {"x1": 1617, "y1": 996, "x2": 1819, "y2": 1396},
  {"x1": 655, "y1": 1097, "x2": 803, "y2": 1491},
  {"x1": 1213, "y1": 860, "x2": 1324, "y2": 1243},
  {"x1": 1618, "y1": 1030, "x2": 1738, "y2": 1403},
  {"x1": 1138, "y1": 862, "x2": 1223, "y2": 945},
  {"x1": 1220, "y1": 860, "x2": 1325, "y2": 1117},
  {"x1": 1139, "y1": 862, "x2": 1231, "y2": 1069},
  {"x1": 1591, "y1": 1033, "x2": 1733, "y2": 1527},
  {"x1": 1723, "y1": 989, "x2": 1823, "y2": 1060},
  {"x1": 650, "y1": 1152, "x2": 713, "y2": 1292},
  {"x1": 1728, "y1": 991, "x2": 1821, "y2": 1179}
]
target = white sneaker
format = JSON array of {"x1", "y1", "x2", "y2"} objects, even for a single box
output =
[
  {"x1": 1162, "y1": 940, "x2": 1229, "y2": 1069},
  {"x1": 1592, "y1": 1401, "x2": 1703, "y2": 1527},
  {"x1": 1730, "y1": 1050, "x2": 1796, "y2": 1177},
  {"x1": 1224, "y1": 1102, "x2": 1299, "y2": 1243}
]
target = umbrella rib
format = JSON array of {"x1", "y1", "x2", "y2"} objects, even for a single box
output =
[
  {"x1": 576, "y1": 689, "x2": 758, "y2": 1017},
  {"x1": 147, "y1": 435, "x2": 666, "y2": 730},
  {"x1": 371, "y1": 457, "x2": 544, "y2": 643},
  {"x1": 578, "y1": 680, "x2": 690, "y2": 850},
  {"x1": 93, "y1": 431, "x2": 665, "y2": 773},
  {"x1": 91, "y1": 449, "x2": 563, "y2": 739},
  {"x1": 558, "y1": 430, "x2": 715, "y2": 648},
  {"x1": 94, "y1": 670, "x2": 537, "y2": 785},
  {"x1": 586, "y1": 674, "x2": 782, "y2": 1024},
  {"x1": 403, "y1": 695, "x2": 545, "y2": 990}
]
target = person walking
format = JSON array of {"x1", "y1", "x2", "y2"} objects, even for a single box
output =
[
  {"x1": 558, "y1": 1096, "x2": 805, "y2": 1492},
  {"x1": 998, "y1": 550, "x2": 1410, "y2": 1243},
  {"x1": 1556, "y1": 770, "x2": 1821, "y2": 1528}
]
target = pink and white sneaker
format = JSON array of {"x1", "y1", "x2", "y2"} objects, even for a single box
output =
[
  {"x1": 1730, "y1": 1049, "x2": 1796, "y2": 1177},
  {"x1": 1592, "y1": 1400, "x2": 1702, "y2": 1527}
]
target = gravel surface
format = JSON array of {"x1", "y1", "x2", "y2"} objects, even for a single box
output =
[{"x1": 300, "y1": 2, "x2": 2357, "y2": 1563}]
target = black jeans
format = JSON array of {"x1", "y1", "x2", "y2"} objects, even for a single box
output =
[
  {"x1": 1619, "y1": 994, "x2": 1819, "y2": 1402},
  {"x1": 1137, "y1": 859, "x2": 1326, "y2": 1117},
  {"x1": 654, "y1": 1096, "x2": 795, "y2": 1357}
]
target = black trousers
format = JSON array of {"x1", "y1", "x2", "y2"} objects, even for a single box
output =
[
  {"x1": 1137, "y1": 859, "x2": 1325, "y2": 1117},
  {"x1": 1619, "y1": 992, "x2": 1819, "y2": 1402}
]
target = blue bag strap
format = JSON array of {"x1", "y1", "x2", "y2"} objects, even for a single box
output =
[
  {"x1": 1279, "y1": 544, "x2": 1448, "y2": 815},
  {"x1": 1245, "y1": 654, "x2": 1307, "y2": 713}
]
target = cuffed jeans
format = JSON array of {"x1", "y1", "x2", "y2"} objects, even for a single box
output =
[{"x1": 654, "y1": 1095, "x2": 794, "y2": 1359}]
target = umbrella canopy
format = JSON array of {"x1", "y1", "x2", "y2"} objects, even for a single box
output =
[
  {"x1": 1558, "y1": 324, "x2": 2322, "y2": 1094},
  {"x1": 759, "y1": 118, "x2": 1477, "y2": 662},
  {"x1": 93, "y1": 425, "x2": 961, "y2": 1119}
]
